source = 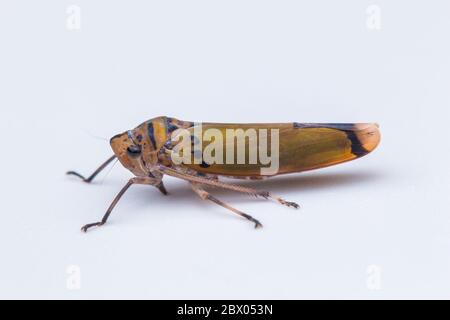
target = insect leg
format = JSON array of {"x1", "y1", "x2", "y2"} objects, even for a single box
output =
[
  {"x1": 67, "y1": 155, "x2": 117, "y2": 183},
  {"x1": 191, "y1": 183, "x2": 262, "y2": 228},
  {"x1": 149, "y1": 171, "x2": 169, "y2": 195},
  {"x1": 81, "y1": 176, "x2": 160, "y2": 232},
  {"x1": 155, "y1": 181, "x2": 168, "y2": 195},
  {"x1": 159, "y1": 165, "x2": 299, "y2": 209}
]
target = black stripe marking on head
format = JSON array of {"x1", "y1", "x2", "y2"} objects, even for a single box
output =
[
  {"x1": 167, "y1": 123, "x2": 178, "y2": 133},
  {"x1": 147, "y1": 122, "x2": 157, "y2": 149},
  {"x1": 163, "y1": 140, "x2": 173, "y2": 149}
]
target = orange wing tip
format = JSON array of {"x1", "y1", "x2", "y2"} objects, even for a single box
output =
[{"x1": 354, "y1": 123, "x2": 381, "y2": 154}]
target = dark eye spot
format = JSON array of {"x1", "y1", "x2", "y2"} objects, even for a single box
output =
[{"x1": 127, "y1": 145, "x2": 142, "y2": 158}]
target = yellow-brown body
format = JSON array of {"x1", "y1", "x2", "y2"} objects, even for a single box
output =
[
  {"x1": 69, "y1": 116, "x2": 380, "y2": 232},
  {"x1": 110, "y1": 117, "x2": 380, "y2": 178}
]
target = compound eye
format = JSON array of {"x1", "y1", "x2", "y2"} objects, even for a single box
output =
[{"x1": 127, "y1": 144, "x2": 142, "y2": 158}]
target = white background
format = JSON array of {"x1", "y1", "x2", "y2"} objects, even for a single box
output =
[{"x1": 1, "y1": 1, "x2": 449, "y2": 299}]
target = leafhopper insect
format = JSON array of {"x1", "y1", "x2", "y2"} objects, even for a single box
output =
[{"x1": 67, "y1": 116, "x2": 380, "y2": 232}]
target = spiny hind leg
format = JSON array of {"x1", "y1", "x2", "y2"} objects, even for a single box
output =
[
  {"x1": 218, "y1": 176, "x2": 300, "y2": 209},
  {"x1": 205, "y1": 175, "x2": 299, "y2": 209},
  {"x1": 258, "y1": 191, "x2": 300, "y2": 209},
  {"x1": 192, "y1": 176, "x2": 300, "y2": 209},
  {"x1": 190, "y1": 183, "x2": 262, "y2": 229},
  {"x1": 160, "y1": 165, "x2": 299, "y2": 209}
]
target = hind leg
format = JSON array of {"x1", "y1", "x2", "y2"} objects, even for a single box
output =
[
  {"x1": 190, "y1": 183, "x2": 262, "y2": 229},
  {"x1": 159, "y1": 165, "x2": 299, "y2": 209}
]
